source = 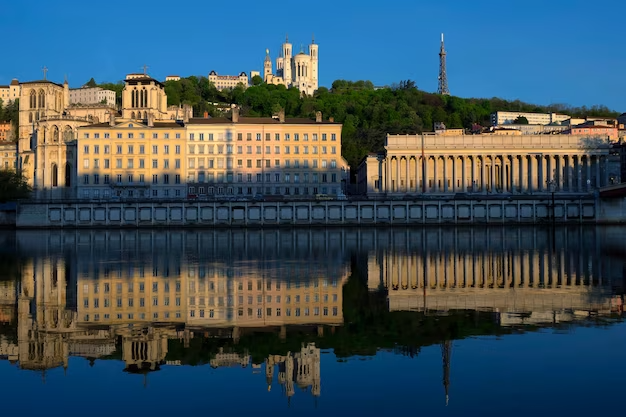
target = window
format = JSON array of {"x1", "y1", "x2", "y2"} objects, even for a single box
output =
[
  {"x1": 164, "y1": 145, "x2": 169, "y2": 154},
  {"x1": 175, "y1": 145, "x2": 181, "y2": 154},
  {"x1": 116, "y1": 145, "x2": 122, "y2": 154},
  {"x1": 322, "y1": 133, "x2": 327, "y2": 141},
  {"x1": 83, "y1": 159, "x2": 89, "y2": 169},
  {"x1": 275, "y1": 133, "x2": 280, "y2": 141},
  {"x1": 127, "y1": 159, "x2": 134, "y2": 169},
  {"x1": 152, "y1": 159, "x2": 158, "y2": 168},
  {"x1": 104, "y1": 145, "x2": 110, "y2": 154},
  {"x1": 128, "y1": 145, "x2": 134, "y2": 154},
  {"x1": 152, "y1": 145, "x2": 158, "y2": 154},
  {"x1": 116, "y1": 159, "x2": 122, "y2": 168},
  {"x1": 139, "y1": 159, "x2": 145, "y2": 168},
  {"x1": 83, "y1": 145, "x2": 89, "y2": 154},
  {"x1": 331, "y1": 133, "x2": 337, "y2": 141}
]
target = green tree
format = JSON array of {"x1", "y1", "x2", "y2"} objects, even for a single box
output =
[
  {"x1": 513, "y1": 116, "x2": 529, "y2": 124},
  {"x1": 0, "y1": 169, "x2": 31, "y2": 202},
  {"x1": 85, "y1": 77, "x2": 97, "y2": 87},
  {"x1": 251, "y1": 75, "x2": 263, "y2": 86}
]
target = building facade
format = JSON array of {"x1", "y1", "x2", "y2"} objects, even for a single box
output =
[
  {"x1": 77, "y1": 120, "x2": 187, "y2": 199},
  {"x1": 357, "y1": 132, "x2": 616, "y2": 196},
  {"x1": 0, "y1": 121, "x2": 12, "y2": 142},
  {"x1": 0, "y1": 79, "x2": 20, "y2": 106},
  {"x1": 208, "y1": 71, "x2": 249, "y2": 90},
  {"x1": 0, "y1": 143, "x2": 17, "y2": 170},
  {"x1": 69, "y1": 86, "x2": 116, "y2": 106},
  {"x1": 490, "y1": 111, "x2": 570, "y2": 126},
  {"x1": 264, "y1": 36, "x2": 318, "y2": 96},
  {"x1": 186, "y1": 109, "x2": 347, "y2": 199}
]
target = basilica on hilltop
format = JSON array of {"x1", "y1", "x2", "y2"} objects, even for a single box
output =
[{"x1": 264, "y1": 35, "x2": 319, "y2": 96}]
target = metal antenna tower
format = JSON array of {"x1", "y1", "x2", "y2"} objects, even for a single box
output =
[{"x1": 438, "y1": 33, "x2": 450, "y2": 95}]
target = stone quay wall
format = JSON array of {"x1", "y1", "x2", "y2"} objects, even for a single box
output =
[{"x1": 14, "y1": 198, "x2": 599, "y2": 228}]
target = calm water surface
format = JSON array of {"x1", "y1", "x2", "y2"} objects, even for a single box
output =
[{"x1": 0, "y1": 227, "x2": 624, "y2": 416}]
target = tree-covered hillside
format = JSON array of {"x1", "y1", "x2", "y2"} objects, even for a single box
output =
[{"x1": 161, "y1": 77, "x2": 620, "y2": 169}]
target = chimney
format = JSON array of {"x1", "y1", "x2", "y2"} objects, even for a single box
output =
[
  {"x1": 109, "y1": 112, "x2": 115, "y2": 125},
  {"x1": 232, "y1": 107, "x2": 239, "y2": 123},
  {"x1": 315, "y1": 111, "x2": 322, "y2": 123},
  {"x1": 329, "y1": 117, "x2": 335, "y2": 122},
  {"x1": 279, "y1": 108, "x2": 285, "y2": 123},
  {"x1": 183, "y1": 105, "x2": 190, "y2": 123},
  {"x1": 147, "y1": 112, "x2": 154, "y2": 127},
  {"x1": 203, "y1": 111, "x2": 209, "y2": 119}
]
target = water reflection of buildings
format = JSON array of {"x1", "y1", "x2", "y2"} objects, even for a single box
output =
[
  {"x1": 1, "y1": 227, "x2": 625, "y2": 401},
  {"x1": 0, "y1": 229, "x2": 349, "y2": 399},
  {"x1": 367, "y1": 228, "x2": 625, "y2": 324}
]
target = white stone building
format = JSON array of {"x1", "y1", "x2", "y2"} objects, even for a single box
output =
[{"x1": 69, "y1": 86, "x2": 116, "y2": 106}]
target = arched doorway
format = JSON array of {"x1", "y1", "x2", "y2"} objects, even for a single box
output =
[
  {"x1": 51, "y1": 163, "x2": 58, "y2": 187},
  {"x1": 65, "y1": 163, "x2": 71, "y2": 187}
]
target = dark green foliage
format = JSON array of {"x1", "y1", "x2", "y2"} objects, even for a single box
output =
[
  {"x1": 158, "y1": 77, "x2": 619, "y2": 170},
  {"x1": 85, "y1": 77, "x2": 97, "y2": 88},
  {"x1": 514, "y1": 116, "x2": 529, "y2": 124},
  {"x1": 97, "y1": 82, "x2": 124, "y2": 106},
  {"x1": 0, "y1": 169, "x2": 31, "y2": 202}
]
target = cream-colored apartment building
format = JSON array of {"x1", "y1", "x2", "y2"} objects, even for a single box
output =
[
  {"x1": 186, "y1": 108, "x2": 347, "y2": 198},
  {"x1": 77, "y1": 120, "x2": 187, "y2": 199}
]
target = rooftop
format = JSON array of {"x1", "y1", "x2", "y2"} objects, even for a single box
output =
[
  {"x1": 187, "y1": 116, "x2": 339, "y2": 125},
  {"x1": 20, "y1": 80, "x2": 65, "y2": 88}
]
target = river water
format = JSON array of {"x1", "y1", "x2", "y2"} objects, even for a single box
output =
[{"x1": 0, "y1": 227, "x2": 624, "y2": 416}]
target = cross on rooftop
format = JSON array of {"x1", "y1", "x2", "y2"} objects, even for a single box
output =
[
  {"x1": 143, "y1": 65, "x2": 149, "y2": 75},
  {"x1": 42, "y1": 66, "x2": 48, "y2": 80}
]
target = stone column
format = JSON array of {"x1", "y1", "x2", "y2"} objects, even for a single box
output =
[
  {"x1": 443, "y1": 156, "x2": 448, "y2": 193},
  {"x1": 595, "y1": 155, "x2": 601, "y2": 188},
  {"x1": 415, "y1": 157, "x2": 419, "y2": 192},
  {"x1": 586, "y1": 156, "x2": 591, "y2": 191},
  {"x1": 604, "y1": 155, "x2": 610, "y2": 186},
  {"x1": 461, "y1": 157, "x2": 467, "y2": 192},
  {"x1": 567, "y1": 155, "x2": 574, "y2": 192},
  {"x1": 528, "y1": 155, "x2": 535, "y2": 193},
  {"x1": 489, "y1": 155, "x2": 495, "y2": 193},
  {"x1": 405, "y1": 157, "x2": 409, "y2": 192},
  {"x1": 499, "y1": 156, "x2": 505, "y2": 193},
  {"x1": 480, "y1": 156, "x2": 486, "y2": 193},
  {"x1": 511, "y1": 155, "x2": 516, "y2": 193},
  {"x1": 451, "y1": 157, "x2": 457, "y2": 193},
  {"x1": 577, "y1": 155, "x2": 582, "y2": 192},
  {"x1": 540, "y1": 155, "x2": 547, "y2": 192},
  {"x1": 395, "y1": 157, "x2": 400, "y2": 192},
  {"x1": 384, "y1": 158, "x2": 389, "y2": 193},
  {"x1": 471, "y1": 156, "x2": 477, "y2": 192},
  {"x1": 521, "y1": 155, "x2": 528, "y2": 192},
  {"x1": 433, "y1": 156, "x2": 438, "y2": 192}
]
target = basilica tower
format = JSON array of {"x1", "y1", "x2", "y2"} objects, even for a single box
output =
[
  {"x1": 264, "y1": 49, "x2": 273, "y2": 80},
  {"x1": 309, "y1": 35, "x2": 319, "y2": 91},
  {"x1": 282, "y1": 35, "x2": 293, "y2": 84}
]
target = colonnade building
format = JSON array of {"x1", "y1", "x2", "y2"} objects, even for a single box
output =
[{"x1": 357, "y1": 132, "x2": 618, "y2": 197}]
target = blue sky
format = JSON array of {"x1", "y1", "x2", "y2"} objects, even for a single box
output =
[{"x1": 1, "y1": 0, "x2": 623, "y2": 110}]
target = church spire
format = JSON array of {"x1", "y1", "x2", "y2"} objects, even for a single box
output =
[{"x1": 312, "y1": 33, "x2": 315, "y2": 44}]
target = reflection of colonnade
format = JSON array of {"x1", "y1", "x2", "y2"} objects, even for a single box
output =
[
  {"x1": 359, "y1": 134, "x2": 617, "y2": 195},
  {"x1": 368, "y1": 228, "x2": 623, "y2": 317}
]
